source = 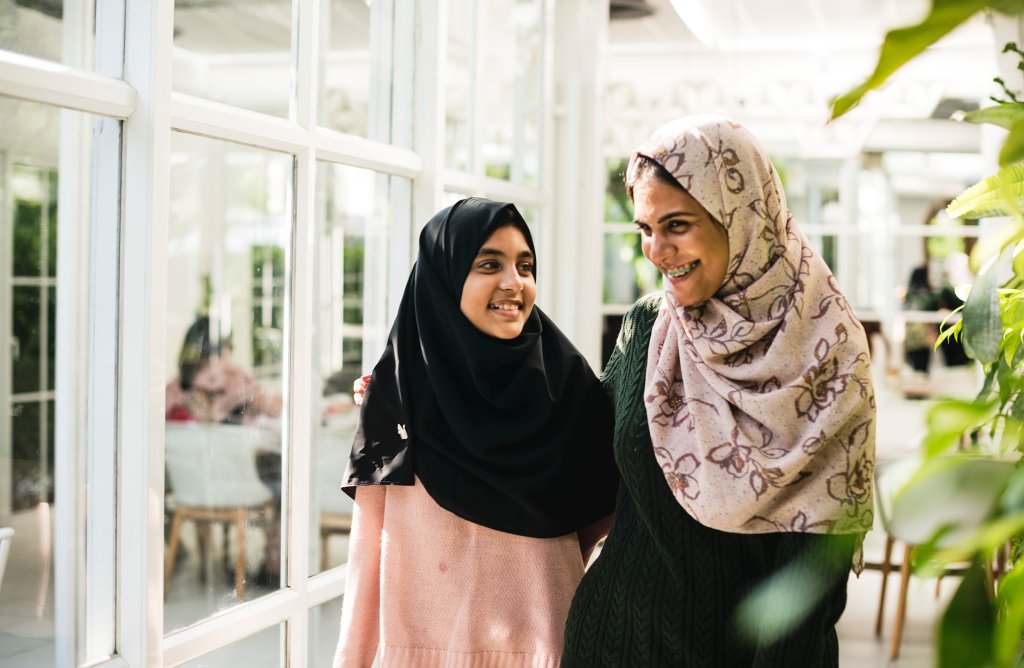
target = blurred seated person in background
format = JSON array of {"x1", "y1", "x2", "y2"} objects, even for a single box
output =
[
  {"x1": 165, "y1": 315, "x2": 284, "y2": 585},
  {"x1": 902, "y1": 266, "x2": 939, "y2": 375},
  {"x1": 166, "y1": 315, "x2": 282, "y2": 424},
  {"x1": 937, "y1": 252, "x2": 971, "y2": 367}
]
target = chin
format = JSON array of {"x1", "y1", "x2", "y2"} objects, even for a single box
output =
[{"x1": 672, "y1": 290, "x2": 707, "y2": 308}]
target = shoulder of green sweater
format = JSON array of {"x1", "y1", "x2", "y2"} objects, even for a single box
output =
[
  {"x1": 621, "y1": 292, "x2": 663, "y2": 341},
  {"x1": 602, "y1": 292, "x2": 663, "y2": 389}
]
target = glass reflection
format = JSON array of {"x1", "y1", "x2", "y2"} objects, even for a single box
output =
[
  {"x1": 309, "y1": 595, "x2": 344, "y2": 665},
  {"x1": 0, "y1": 98, "x2": 90, "y2": 668},
  {"x1": 172, "y1": 0, "x2": 293, "y2": 117},
  {"x1": 603, "y1": 232, "x2": 660, "y2": 305},
  {"x1": 445, "y1": 0, "x2": 472, "y2": 172},
  {"x1": 164, "y1": 133, "x2": 291, "y2": 631},
  {"x1": 0, "y1": 0, "x2": 79, "y2": 67},
  {"x1": 478, "y1": 0, "x2": 543, "y2": 184},
  {"x1": 319, "y1": 0, "x2": 380, "y2": 138},
  {"x1": 310, "y1": 163, "x2": 402, "y2": 575}
]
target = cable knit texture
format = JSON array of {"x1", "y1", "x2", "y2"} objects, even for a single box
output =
[
  {"x1": 334, "y1": 478, "x2": 610, "y2": 668},
  {"x1": 562, "y1": 294, "x2": 857, "y2": 668}
]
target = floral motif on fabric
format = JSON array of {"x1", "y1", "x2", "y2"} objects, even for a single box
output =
[
  {"x1": 636, "y1": 115, "x2": 876, "y2": 540},
  {"x1": 794, "y1": 327, "x2": 853, "y2": 422},
  {"x1": 645, "y1": 371, "x2": 719, "y2": 429},
  {"x1": 654, "y1": 448, "x2": 701, "y2": 501}
]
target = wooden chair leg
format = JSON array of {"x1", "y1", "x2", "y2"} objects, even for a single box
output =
[
  {"x1": 164, "y1": 510, "x2": 184, "y2": 588},
  {"x1": 235, "y1": 508, "x2": 247, "y2": 601},
  {"x1": 890, "y1": 544, "x2": 913, "y2": 661},
  {"x1": 197, "y1": 520, "x2": 210, "y2": 584},
  {"x1": 875, "y1": 533, "x2": 894, "y2": 637}
]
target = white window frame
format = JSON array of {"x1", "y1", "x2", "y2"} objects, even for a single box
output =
[{"x1": 0, "y1": 0, "x2": 592, "y2": 664}]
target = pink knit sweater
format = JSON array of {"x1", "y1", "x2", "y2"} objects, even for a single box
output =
[{"x1": 333, "y1": 478, "x2": 610, "y2": 668}]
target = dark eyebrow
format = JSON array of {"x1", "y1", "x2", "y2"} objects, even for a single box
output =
[
  {"x1": 475, "y1": 247, "x2": 535, "y2": 260},
  {"x1": 634, "y1": 210, "x2": 700, "y2": 226}
]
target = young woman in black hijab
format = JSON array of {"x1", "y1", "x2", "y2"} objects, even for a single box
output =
[{"x1": 334, "y1": 197, "x2": 618, "y2": 667}]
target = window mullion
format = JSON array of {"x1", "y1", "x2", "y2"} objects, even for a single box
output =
[
  {"x1": 287, "y1": 0, "x2": 320, "y2": 664},
  {"x1": 120, "y1": 0, "x2": 175, "y2": 664}
]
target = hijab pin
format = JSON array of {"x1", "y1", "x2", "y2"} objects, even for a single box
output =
[{"x1": 397, "y1": 424, "x2": 408, "y2": 440}]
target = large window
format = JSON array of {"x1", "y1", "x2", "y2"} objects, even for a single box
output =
[
  {"x1": 0, "y1": 0, "x2": 560, "y2": 665},
  {"x1": 0, "y1": 88, "x2": 120, "y2": 667}
]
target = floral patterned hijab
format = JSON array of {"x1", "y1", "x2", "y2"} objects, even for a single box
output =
[{"x1": 633, "y1": 115, "x2": 875, "y2": 540}]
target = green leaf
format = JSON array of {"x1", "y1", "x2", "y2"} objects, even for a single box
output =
[
  {"x1": 957, "y1": 103, "x2": 1024, "y2": 129},
  {"x1": 830, "y1": 0, "x2": 994, "y2": 119},
  {"x1": 939, "y1": 559, "x2": 995, "y2": 668},
  {"x1": 992, "y1": 0, "x2": 1024, "y2": 15},
  {"x1": 994, "y1": 561, "x2": 1024, "y2": 666},
  {"x1": 970, "y1": 221, "x2": 1024, "y2": 274},
  {"x1": 999, "y1": 468, "x2": 1024, "y2": 513},
  {"x1": 1002, "y1": 117, "x2": 1024, "y2": 166},
  {"x1": 947, "y1": 166, "x2": 1024, "y2": 220},
  {"x1": 963, "y1": 250, "x2": 1012, "y2": 364},
  {"x1": 924, "y1": 399, "x2": 997, "y2": 456},
  {"x1": 937, "y1": 306, "x2": 965, "y2": 349},
  {"x1": 932, "y1": 514, "x2": 1024, "y2": 563}
]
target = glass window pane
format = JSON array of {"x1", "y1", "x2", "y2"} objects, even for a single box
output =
[
  {"x1": 172, "y1": 1, "x2": 293, "y2": 118},
  {"x1": 478, "y1": 0, "x2": 543, "y2": 185},
  {"x1": 320, "y1": 0, "x2": 384, "y2": 139},
  {"x1": 12, "y1": 286, "x2": 41, "y2": 394},
  {"x1": 311, "y1": 163, "x2": 408, "y2": 575},
  {"x1": 604, "y1": 158, "x2": 631, "y2": 223},
  {"x1": 603, "y1": 232, "x2": 660, "y2": 306},
  {"x1": 180, "y1": 624, "x2": 282, "y2": 667},
  {"x1": 309, "y1": 595, "x2": 343, "y2": 665},
  {"x1": 0, "y1": 0, "x2": 92, "y2": 68},
  {"x1": 1, "y1": 98, "x2": 98, "y2": 667},
  {"x1": 445, "y1": 0, "x2": 472, "y2": 172},
  {"x1": 164, "y1": 133, "x2": 292, "y2": 631}
]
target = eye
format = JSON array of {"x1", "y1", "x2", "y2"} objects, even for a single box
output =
[
  {"x1": 668, "y1": 219, "x2": 691, "y2": 231},
  {"x1": 634, "y1": 222, "x2": 652, "y2": 236},
  {"x1": 517, "y1": 261, "x2": 534, "y2": 274},
  {"x1": 476, "y1": 259, "x2": 500, "y2": 271}
]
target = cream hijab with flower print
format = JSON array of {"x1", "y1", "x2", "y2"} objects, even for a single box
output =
[{"x1": 635, "y1": 115, "x2": 875, "y2": 537}]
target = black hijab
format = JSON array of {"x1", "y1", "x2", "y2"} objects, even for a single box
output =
[{"x1": 344, "y1": 197, "x2": 618, "y2": 537}]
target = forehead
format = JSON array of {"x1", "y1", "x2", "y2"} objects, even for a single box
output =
[
  {"x1": 632, "y1": 178, "x2": 708, "y2": 218},
  {"x1": 477, "y1": 224, "x2": 532, "y2": 252}
]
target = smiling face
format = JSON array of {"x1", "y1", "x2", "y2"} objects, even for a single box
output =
[
  {"x1": 632, "y1": 174, "x2": 730, "y2": 308},
  {"x1": 459, "y1": 224, "x2": 537, "y2": 339}
]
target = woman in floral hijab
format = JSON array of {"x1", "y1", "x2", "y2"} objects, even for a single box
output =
[{"x1": 562, "y1": 115, "x2": 875, "y2": 667}]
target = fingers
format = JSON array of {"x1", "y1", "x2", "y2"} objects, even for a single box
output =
[{"x1": 353, "y1": 374, "x2": 371, "y2": 406}]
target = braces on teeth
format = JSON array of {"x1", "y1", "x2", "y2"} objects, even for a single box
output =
[{"x1": 666, "y1": 262, "x2": 698, "y2": 278}]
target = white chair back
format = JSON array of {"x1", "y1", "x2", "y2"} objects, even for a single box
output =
[
  {"x1": 0, "y1": 527, "x2": 13, "y2": 594},
  {"x1": 165, "y1": 423, "x2": 277, "y2": 508}
]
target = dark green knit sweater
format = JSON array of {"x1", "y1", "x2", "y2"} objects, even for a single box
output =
[{"x1": 562, "y1": 295, "x2": 856, "y2": 668}]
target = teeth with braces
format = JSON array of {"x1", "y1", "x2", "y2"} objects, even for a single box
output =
[{"x1": 666, "y1": 261, "x2": 698, "y2": 278}]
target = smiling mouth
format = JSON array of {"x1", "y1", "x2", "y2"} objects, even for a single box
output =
[
  {"x1": 489, "y1": 302, "x2": 522, "y2": 313},
  {"x1": 665, "y1": 261, "x2": 699, "y2": 278}
]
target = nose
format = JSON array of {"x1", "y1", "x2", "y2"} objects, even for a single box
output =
[
  {"x1": 499, "y1": 265, "x2": 524, "y2": 292},
  {"x1": 646, "y1": 230, "x2": 673, "y2": 264}
]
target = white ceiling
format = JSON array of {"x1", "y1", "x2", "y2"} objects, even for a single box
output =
[
  {"x1": 609, "y1": 0, "x2": 948, "y2": 52},
  {"x1": 604, "y1": 0, "x2": 1006, "y2": 170}
]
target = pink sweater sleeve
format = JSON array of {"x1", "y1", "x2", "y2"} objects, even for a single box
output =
[{"x1": 333, "y1": 485, "x2": 386, "y2": 668}]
